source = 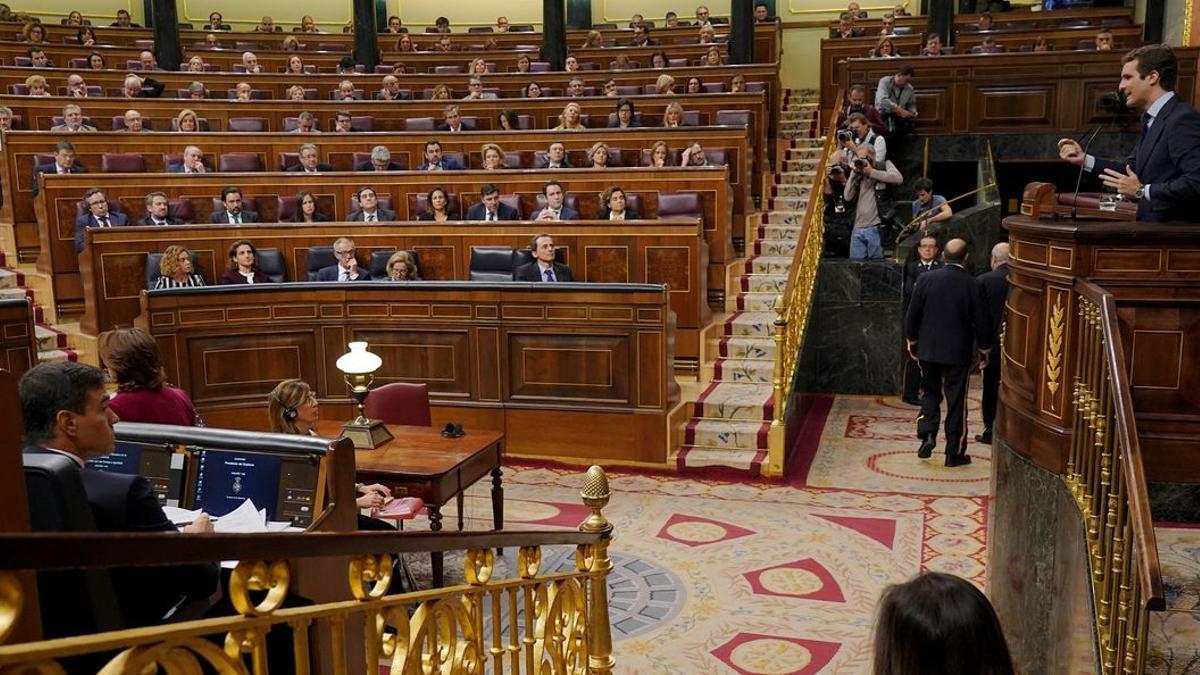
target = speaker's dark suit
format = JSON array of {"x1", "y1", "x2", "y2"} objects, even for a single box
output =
[
  {"x1": 24, "y1": 447, "x2": 219, "y2": 628},
  {"x1": 1091, "y1": 94, "x2": 1200, "y2": 222},
  {"x1": 904, "y1": 263, "x2": 993, "y2": 458},
  {"x1": 316, "y1": 264, "x2": 371, "y2": 281},
  {"x1": 208, "y1": 209, "x2": 260, "y2": 224},
  {"x1": 32, "y1": 163, "x2": 86, "y2": 196},
  {"x1": 977, "y1": 262, "x2": 1009, "y2": 434},
  {"x1": 465, "y1": 203, "x2": 519, "y2": 221},
  {"x1": 513, "y1": 261, "x2": 574, "y2": 281},
  {"x1": 901, "y1": 259, "x2": 942, "y2": 402},
  {"x1": 74, "y1": 211, "x2": 129, "y2": 253}
]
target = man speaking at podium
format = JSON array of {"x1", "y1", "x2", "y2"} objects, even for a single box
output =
[{"x1": 1057, "y1": 44, "x2": 1200, "y2": 223}]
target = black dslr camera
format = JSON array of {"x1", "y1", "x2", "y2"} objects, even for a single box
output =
[
  {"x1": 828, "y1": 162, "x2": 852, "y2": 179},
  {"x1": 852, "y1": 157, "x2": 869, "y2": 171},
  {"x1": 836, "y1": 128, "x2": 854, "y2": 143}
]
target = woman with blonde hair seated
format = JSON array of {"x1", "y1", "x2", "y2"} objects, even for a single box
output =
[
  {"x1": 480, "y1": 143, "x2": 507, "y2": 170},
  {"x1": 175, "y1": 108, "x2": 199, "y2": 132},
  {"x1": 286, "y1": 85, "x2": 307, "y2": 101},
  {"x1": 155, "y1": 245, "x2": 205, "y2": 289},
  {"x1": 281, "y1": 35, "x2": 300, "y2": 51},
  {"x1": 662, "y1": 102, "x2": 687, "y2": 128},
  {"x1": 589, "y1": 142, "x2": 611, "y2": 168},
  {"x1": 655, "y1": 73, "x2": 676, "y2": 95},
  {"x1": 553, "y1": 102, "x2": 586, "y2": 131},
  {"x1": 187, "y1": 55, "x2": 206, "y2": 72},
  {"x1": 468, "y1": 57, "x2": 489, "y2": 75},
  {"x1": 581, "y1": 30, "x2": 603, "y2": 48},
  {"x1": 23, "y1": 74, "x2": 50, "y2": 97},
  {"x1": 396, "y1": 33, "x2": 417, "y2": 52},
  {"x1": 430, "y1": 84, "x2": 451, "y2": 100},
  {"x1": 385, "y1": 251, "x2": 420, "y2": 281},
  {"x1": 298, "y1": 15, "x2": 319, "y2": 32},
  {"x1": 870, "y1": 36, "x2": 899, "y2": 58}
]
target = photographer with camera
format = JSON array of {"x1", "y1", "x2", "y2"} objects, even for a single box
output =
[
  {"x1": 842, "y1": 144, "x2": 903, "y2": 260},
  {"x1": 835, "y1": 84, "x2": 886, "y2": 135},
  {"x1": 838, "y1": 112, "x2": 888, "y2": 164},
  {"x1": 876, "y1": 65, "x2": 918, "y2": 140}
]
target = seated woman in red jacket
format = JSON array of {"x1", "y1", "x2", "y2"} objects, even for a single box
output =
[
  {"x1": 219, "y1": 239, "x2": 270, "y2": 284},
  {"x1": 100, "y1": 327, "x2": 200, "y2": 426}
]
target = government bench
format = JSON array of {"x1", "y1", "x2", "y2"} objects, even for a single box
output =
[{"x1": 80, "y1": 220, "x2": 711, "y2": 365}]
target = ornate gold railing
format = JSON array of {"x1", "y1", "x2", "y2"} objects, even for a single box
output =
[
  {"x1": 764, "y1": 91, "x2": 838, "y2": 476},
  {"x1": 0, "y1": 467, "x2": 616, "y2": 674},
  {"x1": 1067, "y1": 282, "x2": 1165, "y2": 674}
]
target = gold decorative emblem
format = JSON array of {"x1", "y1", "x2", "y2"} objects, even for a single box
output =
[{"x1": 1046, "y1": 294, "x2": 1065, "y2": 402}]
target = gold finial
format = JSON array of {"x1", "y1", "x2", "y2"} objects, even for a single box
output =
[{"x1": 580, "y1": 466, "x2": 611, "y2": 533}]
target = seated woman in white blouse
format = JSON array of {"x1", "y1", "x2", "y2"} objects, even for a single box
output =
[
  {"x1": 599, "y1": 186, "x2": 640, "y2": 220},
  {"x1": 219, "y1": 239, "x2": 269, "y2": 284}
]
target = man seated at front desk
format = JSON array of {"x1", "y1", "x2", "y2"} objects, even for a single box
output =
[
  {"x1": 32, "y1": 141, "x2": 87, "y2": 197},
  {"x1": 318, "y1": 237, "x2": 371, "y2": 281},
  {"x1": 19, "y1": 362, "x2": 219, "y2": 628},
  {"x1": 168, "y1": 146, "x2": 208, "y2": 174},
  {"x1": 286, "y1": 143, "x2": 334, "y2": 173},
  {"x1": 467, "y1": 184, "x2": 520, "y2": 221},
  {"x1": 138, "y1": 191, "x2": 183, "y2": 226},
  {"x1": 417, "y1": 139, "x2": 466, "y2": 171},
  {"x1": 75, "y1": 188, "x2": 129, "y2": 253},
  {"x1": 1057, "y1": 44, "x2": 1200, "y2": 223},
  {"x1": 536, "y1": 180, "x2": 581, "y2": 220},
  {"x1": 209, "y1": 186, "x2": 260, "y2": 224},
  {"x1": 514, "y1": 233, "x2": 575, "y2": 282}
]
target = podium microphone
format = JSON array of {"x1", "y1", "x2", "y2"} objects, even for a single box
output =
[{"x1": 1068, "y1": 92, "x2": 1126, "y2": 220}]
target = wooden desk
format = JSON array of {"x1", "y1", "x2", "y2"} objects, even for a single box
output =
[
  {"x1": 316, "y1": 420, "x2": 504, "y2": 587},
  {"x1": 0, "y1": 298, "x2": 36, "y2": 377}
]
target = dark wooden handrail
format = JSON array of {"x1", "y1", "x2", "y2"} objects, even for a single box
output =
[
  {"x1": 1075, "y1": 279, "x2": 1165, "y2": 612},
  {"x1": 0, "y1": 529, "x2": 604, "y2": 571}
]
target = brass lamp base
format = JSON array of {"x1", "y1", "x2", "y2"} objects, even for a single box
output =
[{"x1": 339, "y1": 418, "x2": 394, "y2": 449}]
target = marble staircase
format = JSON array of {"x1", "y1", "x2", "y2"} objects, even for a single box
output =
[
  {"x1": 673, "y1": 89, "x2": 822, "y2": 474},
  {"x1": 0, "y1": 230, "x2": 80, "y2": 366}
]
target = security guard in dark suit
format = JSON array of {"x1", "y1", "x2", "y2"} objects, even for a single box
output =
[
  {"x1": 904, "y1": 238, "x2": 993, "y2": 466},
  {"x1": 976, "y1": 242, "x2": 1010, "y2": 444},
  {"x1": 901, "y1": 235, "x2": 942, "y2": 405}
]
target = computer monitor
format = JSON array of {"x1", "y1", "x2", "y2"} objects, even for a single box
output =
[
  {"x1": 86, "y1": 441, "x2": 187, "y2": 506},
  {"x1": 191, "y1": 448, "x2": 321, "y2": 527}
]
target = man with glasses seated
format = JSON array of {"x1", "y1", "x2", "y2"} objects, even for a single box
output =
[
  {"x1": 75, "y1": 188, "x2": 129, "y2": 253},
  {"x1": 317, "y1": 237, "x2": 371, "y2": 281}
]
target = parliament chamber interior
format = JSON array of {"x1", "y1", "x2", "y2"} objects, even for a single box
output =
[{"x1": 1, "y1": 0, "x2": 1198, "y2": 671}]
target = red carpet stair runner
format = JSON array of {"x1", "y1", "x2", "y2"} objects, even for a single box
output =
[
  {"x1": 674, "y1": 90, "x2": 821, "y2": 474},
  {"x1": 0, "y1": 251, "x2": 78, "y2": 364}
]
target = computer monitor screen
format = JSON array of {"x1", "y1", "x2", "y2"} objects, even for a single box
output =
[
  {"x1": 192, "y1": 449, "x2": 320, "y2": 526},
  {"x1": 86, "y1": 441, "x2": 186, "y2": 506}
]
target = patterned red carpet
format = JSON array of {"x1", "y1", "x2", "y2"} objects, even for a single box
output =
[{"x1": 413, "y1": 390, "x2": 993, "y2": 673}]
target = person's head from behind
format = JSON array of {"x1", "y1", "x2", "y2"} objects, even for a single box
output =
[
  {"x1": 20, "y1": 362, "x2": 117, "y2": 456},
  {"x1": 268, "y1": 378, "x2": 317, "y2": 434},
  {"x1": 991, "y1": 242, "x2": 1010, "y2": 269},
  {"x1": 873, "y1": 572, "x2": 1013, "y2": 675},
  {"x1": 1120, "y1": 44, "x2": 1177, "y2": 110},
  {"x1": 97, "y1": 327, "x2": 165, "y2": 392},
  {"x1": 942, "y1": 238, "x2": 969, "y2": 265}
]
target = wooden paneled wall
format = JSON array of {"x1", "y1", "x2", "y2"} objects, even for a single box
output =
[{"x1": 0, "y1": 299, "x2": 36, "y2": 377}]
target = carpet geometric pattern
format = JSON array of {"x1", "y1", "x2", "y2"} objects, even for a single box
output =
[{"x1": 1147, "y1": 523, "x2": 1200, "y2": 674}]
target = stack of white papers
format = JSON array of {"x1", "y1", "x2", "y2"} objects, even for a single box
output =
[{"x1": 163, "y1": 499, "x2": 304, "y2": 568}]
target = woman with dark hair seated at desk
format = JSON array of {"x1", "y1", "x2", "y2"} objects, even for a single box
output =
[
  {"x1": 100, "y1": 327, "x2": 201, "y2": 426},
  {"x1": 291, "y1": 191, "x2": 330, "y2": 223},
  {"x1": 219, "y1": 239, "x2": 270, "y2": 285}
]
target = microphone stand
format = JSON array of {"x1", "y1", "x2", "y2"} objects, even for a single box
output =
[{"x1": 1068, "y1": 122, "x2": 1106, "y2": 220}]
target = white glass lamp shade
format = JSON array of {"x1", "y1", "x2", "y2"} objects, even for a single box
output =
[{"x1": 335, "y1": 341, "x2": 382, "y2": 375}]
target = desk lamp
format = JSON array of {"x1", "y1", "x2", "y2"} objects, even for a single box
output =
[{"x1": 335, "y1": 341, "x2": 393, "y2": 449}]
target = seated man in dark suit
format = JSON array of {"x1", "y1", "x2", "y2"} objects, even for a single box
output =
[
  {"x1": 416, "y1": 139, "x2": 466, "y2": 171},
  {"x1": 355, "y1": 145, "x2": 404, "y2": 171},
  {"x1": 317, "y1": 236, "x2": 371, "y2": 281},
  {"x1": 346, "y1": 186, "x2": 396, "y2": 221},
  {"x1": 513, "y1": 233, "x2": 575, "y2": 282},
  {"x1": 74, "y1": 188, "x2": 129, "y2": 253},
  {"x1": 285, "y1": 143, "x2": 334, "y2": 173},
  {"x1": 466, "y1": 183, "x2": 519, "y2": 221},
  {"x1": 436, "y1": 104, "x2": 474, "y2": 132},
  {"x1": 208, "y1": 186, "x2": 260, "y2": 224},
  {"x1": 534, "y1": 142, "x2": 572, "y2": 169},
  {"x1": 1058, "y1": 44, "x2": 1200, "y2": 223},
  {"x1": 167, "y1": 146, "x2": 207, "y2": 174},
  {"x1": 33, "y1": 140, "x2": 87, "y2": 197},
  {"x1": 535, "y1": 180, "x2": 581, "y2": 220},
  {"x1": 630, "y1": 24, "x2": 658, "y2": 46},
  {"x1": 375, "y1": 75, "x2": 411, "y2": 101},
  {"x1": 18, "y1": 362, "x2": 219, "y2": 628},
  {"x1": 136, "y1": 191, "x2": 182, "y2": 226}
]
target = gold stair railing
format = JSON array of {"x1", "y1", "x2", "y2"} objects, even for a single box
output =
[
  {"x1": 0, "y1": 466, "x2": 616, "y2": 675},
  {"x1": 764, "y1": 91, "x2": 839, "y2": 476},
  {"x1": 1068, "y1": 281, "x2": 1165, "y2": 674}
]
